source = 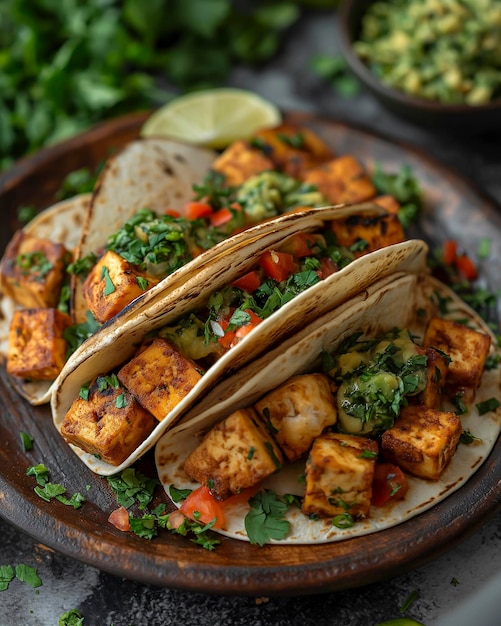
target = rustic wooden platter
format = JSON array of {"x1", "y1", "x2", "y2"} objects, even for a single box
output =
[{"x1": 0, "y1": 111, "x2": 499, "y2": 596}]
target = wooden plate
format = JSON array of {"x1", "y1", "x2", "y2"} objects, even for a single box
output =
[{"x1": 0, "y1": 111, "x2": 500, "y2": 596}]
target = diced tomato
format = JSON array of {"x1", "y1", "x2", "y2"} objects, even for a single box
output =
[
  {"x1": 179, "y1": 485, "x2": 225, "y2": 529},
  {"x1": 108, "y1": 506, "x2": 130, "y2": 532},
  {"x1": 164, "y1": 208, "x2": 181, "y2": 218},
  {"x1": 168, "y1": 509, "x2": 187, "y2": 530},
  {"x1": 455, "y1": 254, "x2": 478, "y2": 280},
  {"x1": 232, "y1": 310, "x2": 263, "y2": 345},
  {"x1": 316, "y1": 256, "x2": 338, "y2": 280},
  {"x1": 221, "y1": 486, "x2": 259, "y2": 509},
  {"x1": 185, "y1": 201, "x2": 214, "y2": 221},
  {"x1": 280, "y1": 232, "x2": 322, "y2": 258},
  {"x1": 210, "y1": 203, "x2": 247, "y2": 232},
  {"x1": 260, "y1": 249, "x2": 296, "y2": 282},
  {"x1": 371, "y1": 463, "x2": 409, "y2": 507},
  {"x1": 231, "y1": 270, "x2": 262, "y2": 293},
  {"x1": 442, "y1": 239, "x2": 457, "y2": 265}
]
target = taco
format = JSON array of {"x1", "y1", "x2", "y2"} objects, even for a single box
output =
[
  {"x1": 154, "y1": 271, "x2": 501, "y2": 545},
  {"x1": 0, "y1": 193, "x2": 91, "y2": 403},
  {"x1": 1, "y1": 122, "x2": 408, "y2": 406},
  {"x1": 50, "y1": 203, "x2": 428, "y2": 475}
]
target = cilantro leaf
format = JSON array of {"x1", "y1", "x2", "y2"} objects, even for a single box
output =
[
  {"x1": 0, "y1": 565, "x2": 15, "y2": 591},
  {"x1": 107, "y1": 467, "x2": 159, "y2": 510},
  {"x1": 15, "y1": 564, "x2": 42, "y2": 589},
  {"x1": 244, "y1": 490, "x2": 290, "y2": 546}
]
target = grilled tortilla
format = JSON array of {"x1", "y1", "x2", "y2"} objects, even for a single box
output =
[
  {"x1": 0, "y1": 194, "x2": 90, "y2": 403},
  {"x1": 155, "y1": 271, "x2": 501, "y2": 544},
  {"x1": 51, "y1": 205, "x2": 428, "y2": 475}
]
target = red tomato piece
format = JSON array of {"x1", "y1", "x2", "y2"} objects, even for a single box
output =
[
  {"x1": 455, "y1": 254, "x2": 478, "y2": 280},
  {"x1": 260, "y1": 249, "x2": 296, "y2": 282},
  {"x1": 179, "y1": 485, "x2": 225, "y2": 529},
  {"x1": 231, "y1": 270, "x2": 262, "y2": 293},
  {"x1": 185, "y1": 201, "x2": 214, "y2": 221},
  {"x1": 316, "y1": 256, "x2": 338, "y2": 279},
  {"x1": 371, "y1": 463, "x2": 409, "y2": 507},
  {"x1": 221, "y1": 486, "x2": 259, "y2": 509},
  {"x1": 108, "y1": 506, "x2": 130, "y2": 532},
  {"x1": 164, "y1": 208, "x2": 181, "y2": 218},
  {"x1": 442, "y1": 239, "x2": 457, "y2": 265},
  {"x1": 280, "y1": 232, "x2": 321, "y2": 258}
]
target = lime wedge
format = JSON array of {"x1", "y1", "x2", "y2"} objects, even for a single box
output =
[{"x1": 140, "y1": 88, "x2": 282, "y2": 149}]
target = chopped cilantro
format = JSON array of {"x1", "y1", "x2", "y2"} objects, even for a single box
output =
[
  {"x1": 58, "y1": 609, "x2": 85, "y2": 626},
  {"x1": 0, "y1": 565, "x2": 15, "y2": 591},
  {"x1": 107, "y1": 467, "x2": 159, "y2": 510},
  {"x1": 244, "y1": 490, "x2": 290, "y2": 546},
  {"x1": 20, "y1": 431, "x2": 34, "y2": 452},
  {"x1": 101, "y1": 265, "x2": 115, "y2": 295},
  {"x1": 168, "y1": 484, "x2": 192, "y2": 503},
  {"x1": 475, "y1": 397, "x2": 501, "y2": 415},
  {"x1": 14, "y1": 564, "x2": 42, "y2": 589}
]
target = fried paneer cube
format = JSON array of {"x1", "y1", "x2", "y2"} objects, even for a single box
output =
[
  {"x1": 60, "y1": 376, "x2": 156, "y2": 466},
  {"x1": 7, "y1": 308, "x2": 71, "y2": 380},
  {"x1": 381, "y1": 405, "x2": 462, "y2": 480},
  {"x1": 423, "y1": 317, "x2": 490, "y2": 398},
  {"x1": 419, "y1": 347, "x2": 449, "y2": 410},
  {"x1": 117, "y1": 337, "x2": 203, "y2": 421},
  {"x1": 253, "y1": 124, "x2": 334, "y2": 178},
  {"x1": 0, "y1": 230, "x2": 70, "y2": 308},
  {"x1": 302, "y1": 433, "x2": 378, "y2": 519},
  {"x1": 211, "y1": 140, "x2": 275, "y2": 186},
  {"x1": 372, "y1": 194, "x2": 401, "y2": 214},
  {"x1": 301, "y1": 155, "x2": 377, "y2": 205},
  {"x1": 82, "y1": 250, "x2": 159, "y2": 324},
  {"x1": 254, "y1": 373, "x2": 337, "y2": 462},
  {"x1": 330, "y1": 213, "x2": 406, "y2": 257},
  {"x1": 183, "y1": 407, "x2": 283, "y2": 501}
]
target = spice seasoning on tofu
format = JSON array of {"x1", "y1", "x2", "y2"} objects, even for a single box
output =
[{"x1": 173, "y1": 316, "x2": 492, "y2": 542}]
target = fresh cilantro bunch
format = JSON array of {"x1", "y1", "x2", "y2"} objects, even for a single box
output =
[{"x1": 0, "y1": 0, "x2": 302, "y2": 171}]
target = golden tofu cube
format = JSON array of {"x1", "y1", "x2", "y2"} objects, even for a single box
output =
[
  {"x1": 82, "y1": 249, "x2": 159, "y2": 324},
  {"x1": 117, "y1": 337, "x2": 203, "y2": 421},
  {"x1": 212, "y1": 140, "x2": 275, "y2": 187},
  {"x1": 423, "y1": 317, "x2": 490, "y2": 395},
  {"x1": 301, "y1": 155, "x2": 377, "y2": 205},
  {"x1": 254, "y1": 373, "x2": 337, "y2": 461},
  {"x1": 381, "y1": 405, "x2": 462, "y2": 480},
  {"x1": 183, "y1": 407, "x2": 284, "y2": 500},
  {"x1": 253, "y1": 124, "x2": 334, "y2": 179},
  {"x1": 60, "y1": 376, "x2": 156, "y2": 466},
  {"x1": 330, "y1": 213, "x2": 406, "y2": 257},
  {"x1": 7, "y1": 308, "x2": 71, "y2": 380},
  {"x1": 302, "y1": 433, "x2": 378, "y2": 519},
  {"x1": 0, "y1": 230, "x2": 70, "y2": 308},
  {"x1": 419, "y1": 347, "x2": 449, "y2": 410},
  {"x1": 372, "y1": 194, "x2": 401, "y2": 214}
]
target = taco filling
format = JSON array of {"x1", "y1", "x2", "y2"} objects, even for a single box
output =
[
  {"x1": 154, "y1": 272, "x2": 500, "y2": 545},
  {"x1": 57, "y1": 213, "x2": 412, "y2": 468}
]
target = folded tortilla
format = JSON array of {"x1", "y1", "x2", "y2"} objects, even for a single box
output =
[
  {"x1": 155, "y1": 271, "x2": 501, "y2": 544},
  {"x1": 51, "y1": 205, "x2": 429, "y2": 475},
  {"x1": 0, "y1": 194, "x2": 91, "y2": 403},
  {"x1": 71, "y1": 138, "x2": 217, "y2": 324}
]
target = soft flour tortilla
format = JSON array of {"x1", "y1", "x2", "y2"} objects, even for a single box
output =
[
  {"x1": 155, "y1": 272, "x2": 501, "y2": 544},
  {"x1": 0, "y1": 194, "x2": 91, "y2": 404},
  {"x1": 51, "y1": 206, "x2": 429, "y2": 475},
  {"x1": 71, "y1": 138, "x2": 217, "y2": 324}
]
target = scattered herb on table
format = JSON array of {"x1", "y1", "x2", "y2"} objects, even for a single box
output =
[
  {"x1": 26, "y1": 463, "x2": 86, "y2": 509},
  {"x1": 0, "y1": 563, "x2": 42, "y2": 591},
  {"x1": 59, "y1": 609, "x2": 85, "y2": 626}
]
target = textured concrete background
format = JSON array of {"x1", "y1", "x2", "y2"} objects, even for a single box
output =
[{"x1": 2, "y1": 9, "x2": 501, "y2": 626}]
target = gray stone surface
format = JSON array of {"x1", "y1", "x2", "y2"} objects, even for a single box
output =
[{"x1": 1, "y1": 9, "x2": 501, "y2": 626}]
